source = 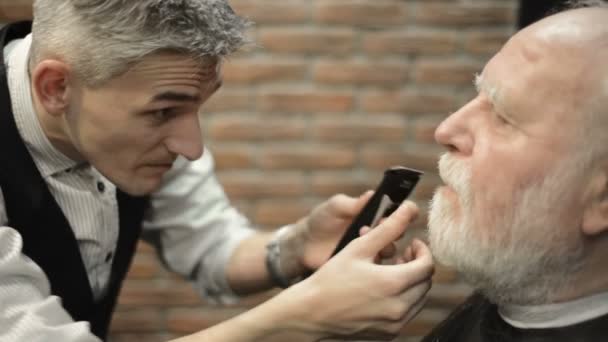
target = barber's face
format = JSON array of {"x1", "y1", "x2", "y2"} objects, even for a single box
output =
[
  {"x1": 427, "y1": 30, "x2": 593, "y2": 304},
  {"x1": 65, "y1": 53, "x2": 221, "y2": 195}
]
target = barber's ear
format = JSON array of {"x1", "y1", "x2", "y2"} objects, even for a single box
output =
[
  {"x1": 582, "y1": 171, "x2": 608, "y2": 236},
  {"x1": 31, "y1": 60, "x2": 71, "y2": 116}
]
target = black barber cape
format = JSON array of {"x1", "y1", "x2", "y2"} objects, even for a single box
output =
[
  {"x1": 0, "y1": 22, "x2": 149, "y2": 340},
  {"x1": 422, "y1": 293, "x2": 608, "y2": 342}
]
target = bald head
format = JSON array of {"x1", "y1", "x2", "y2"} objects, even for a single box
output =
[{"x1": 523, "y1": 6, "x2": 608, "y2": 157}]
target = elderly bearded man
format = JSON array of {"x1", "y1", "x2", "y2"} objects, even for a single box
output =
[{"x1": 422, "y1": 2, "x2": 608, "y2": 341}]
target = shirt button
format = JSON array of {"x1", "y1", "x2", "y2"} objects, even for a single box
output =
[
  {"x1": 105, "y1": 251, "x2": 113, "y2": 263},
  {"x1": 97, "y1": 181, "x2": 105, "y2": 193}
]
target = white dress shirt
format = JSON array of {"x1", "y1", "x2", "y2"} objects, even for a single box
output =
[{"x1": 0, "y1": 34, "x2": 255, "y2": 341}]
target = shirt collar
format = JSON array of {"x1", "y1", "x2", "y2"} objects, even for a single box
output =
[
  {"x1": 6, "y1": 34, "x2": 80, "y2": 177},
  {"x1": 499, "y1": 291, "x2": 608, "y2": 329}
]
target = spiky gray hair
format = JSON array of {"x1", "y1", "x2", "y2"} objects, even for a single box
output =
[
  {"x1": 566, "y1": 0, "x2": 608, "y2": 9},
  {"x1": 31, "y1": 0, "x2": 251, "y2": 86}
]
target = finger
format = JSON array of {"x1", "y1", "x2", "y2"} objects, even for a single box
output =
[
  {"x1": 399, "y1": 279, "x2": 432, "y2": 305},
  {"x1": 359, "y1": 226, "x2": 371, "y2": 236},
  {"x1": 392, "y1": 240, "x2": 434, "y2": 290},
  {"x1": 402, "y1": 246, "x2": 413, "y2": 263},
  {"x1": 328, "y1": 190, "x2": 374, "y2": 219},
  {"x1": 399, "y1": 296, "x2": 429, "y2": 326},
  {"x1": 358, "y1": 201, "x2": 419, "y2": 257},
  {"x1": 410, "y1": 239, "x2": 433, "y2": 265},
  {"x1": 378, "y1": 243, "x2": 396, "y2": 259}
]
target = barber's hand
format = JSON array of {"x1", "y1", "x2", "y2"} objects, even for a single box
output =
[
  {"x1": 294, "y1": 191, "x2": 375, "y2": 271},
  {"x1": 283, "y1": 201, "x2": 434, "y2": 341}
]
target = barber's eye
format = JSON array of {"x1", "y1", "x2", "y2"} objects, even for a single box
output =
[{"x1": 150, "y1": 108, "x2": 175, "y2": 123}]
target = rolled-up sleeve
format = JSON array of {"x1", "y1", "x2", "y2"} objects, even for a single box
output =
[{"x1": 142, "y1": 149, "x2": 256, "y2": 304}]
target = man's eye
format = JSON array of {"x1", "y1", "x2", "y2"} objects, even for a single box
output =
[{"x1": 150, "y1": 108, "x2": 175, "y2": 122}]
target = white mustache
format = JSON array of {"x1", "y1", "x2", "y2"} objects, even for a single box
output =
[{"x1": 437, "y1": 153, "x2": 472, "y2": 203}]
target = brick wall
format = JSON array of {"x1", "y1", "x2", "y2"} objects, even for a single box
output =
[{"x1": 0, "y1": 1, "x2": 517, "y2": 341}]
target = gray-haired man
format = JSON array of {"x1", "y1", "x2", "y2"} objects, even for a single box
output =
[
  {"x1": 422, "y1": 2, "x2": 608, "y2": 341},
  {"x1": 0, "y1": 1, "x2": 433, "y2": 341}
]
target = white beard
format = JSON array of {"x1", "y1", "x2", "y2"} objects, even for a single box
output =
[{"x1": 428, "y1": 153, "x2": 587, "y2": 305}]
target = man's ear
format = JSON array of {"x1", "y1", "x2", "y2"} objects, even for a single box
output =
[
  {"x1": 582, "y1": 169, "x2": 608, "y2": 236},
  {"x1": 31, "y1": 60, "x2": 71, "y2": 116}
]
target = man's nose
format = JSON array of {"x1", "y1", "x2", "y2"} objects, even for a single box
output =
[
  {"x1": 434, "y1": 100, "x2": 476, "y2": 155},
  {"x1": 165, "y1": 112, "x2": 204, "y2": 161}
]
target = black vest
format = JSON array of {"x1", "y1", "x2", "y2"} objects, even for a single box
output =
[{"x1": 0, "y1": 22, "x2": 149, "y2": 340}]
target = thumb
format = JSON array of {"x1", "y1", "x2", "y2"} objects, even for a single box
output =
[
  {"x1": 358, "y1": 201, "x2": 419, "y2": 257},
  {"x1": 332, "y1": 190, "x2": 374, "y2": 219},
  {"x1": 351, "y1": 190, "x2": 374, "y2": 215}
]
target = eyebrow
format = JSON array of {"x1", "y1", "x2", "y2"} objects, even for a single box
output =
[
  {"x1": 474, "y1": 73, "x2": 504, "y2": 113},
  {"x1": 151, "y1": 91, "x2": 201, "y2": 103}
]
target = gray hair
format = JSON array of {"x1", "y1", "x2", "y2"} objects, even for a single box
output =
[
  {"x1": 566, "y1": 0, "x2": 608, "y2": 9},
  {"x1": 31, "y1": 0, "x2": 251, "y2": 86}
]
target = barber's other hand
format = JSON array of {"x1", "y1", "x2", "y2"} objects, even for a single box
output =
[
  {"x1": 295, "y1": 191, "x2": 373, "y2": 271},
  {"x1": 283, "y1": 202, "x2": 434, "y2": 341}
]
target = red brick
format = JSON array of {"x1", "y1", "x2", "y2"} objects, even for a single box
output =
[
  {"x1": 311, "y1": 116, "x2": 407, "y2": 142},
  {"x1": 167, "y1": 308, "x2": 245, "y2": 333},
  {"x1": 415, "y1": 3, "x2": 516, "y2": 27},
  {"x1": 230, "y1": 0, "x2": 310, "y2": 24},
  {"x1": 311, "y1": 173, "x2": 372, "y2": 197},
  {"x1": 314, "y1": 60, "x2": 409, "y2": 85},
  {"x1": 108, "y1": 333, "x2": 171, "y2": 342},
  {"x1": 0, "y1": 3, "x2": 32, "y2": 21},
  {"x1": 259, "y1": 28, "x2": 356, "y2": 54},
  {"x1": 362, "y1": 90, "x2": 456, "y2": 115},
  {"x1": 258, "y1": 90, "x2": 354, "y2": 113},
  {"x1": 208, "y1": 116, "x2": 307, "y2": 141},
  {"x1": 126, "y1": 253, "x2": 161, "y2": 279},
  {"x1": 202, "y1": 89, "x2": 251, "y2": 113},
  {"x1": 254, "y1": 200, "x2": 314, "y2": 226},
  {"x1": 363, "y1": 31, "x2": 459, "y2": 55},
  {"x1": 464, "y1": 31, "x2": 512, "y2": 55},
  {"x1": 208, "y1": 146, "x2": 255, "y2": 170},
  {"x1": 109, "y1": 309, "x2": 165, "y2": 333},
  {"x1": 361, "y1": 147, "x2": 441, "y2": 173},
  {"x1": 163, "y1": 282, "x2": 204, "y2": 306},
  {"x1": 413, "y1": 174, "x2": 442, "y2": 202},
  {"x1": 258, "y1": 145, "x2": 357, "y2": 170},
  {"x1": 413, "y1": 117, "x2": 443, "y2": 144},
  {"x1": 116, "y1": 282, "x2": 168, "y2": 306},
  {"x1": 218, "y1": 173, "x2": 308, "y2": 198},
  {"x1": 223, "y1": 59, "x2": 308, "y2": 84},
  {"x1": 413, "y1": 60, "x2": 482, "y2": 85},
  {"x1": 315, "y1": 0, "x2": 408, "y2": 26},
  {"x1": 135, "y1": 241, "x2": 156, "y2": 254}
]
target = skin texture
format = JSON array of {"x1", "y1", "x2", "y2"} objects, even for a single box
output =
[
  {"x1": 428, "y1": 7, "x2": 608, "y2": 306},
  {"x1": 32, "y1": 53, "x2": 220, "y2": 196}
]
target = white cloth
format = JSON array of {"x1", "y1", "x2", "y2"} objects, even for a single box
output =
[
  {"x1": 0, "y1": 34, "x2": 255, "y2": 341},
  {"x1": 499, "y1": 291, "x2": 608, "y2": 329}
]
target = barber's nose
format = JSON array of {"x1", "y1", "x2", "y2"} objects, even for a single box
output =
[
  {"x1": 165, "y1": 112, "x2": 203, "y2": 161},
  {"x1": 435, "y1": 100, "x2": 475, "y2": 155}
]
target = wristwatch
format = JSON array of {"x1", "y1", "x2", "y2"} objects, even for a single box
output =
[{"x1": 265, "y1": 226, "x2": 303, "y2": 288}]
